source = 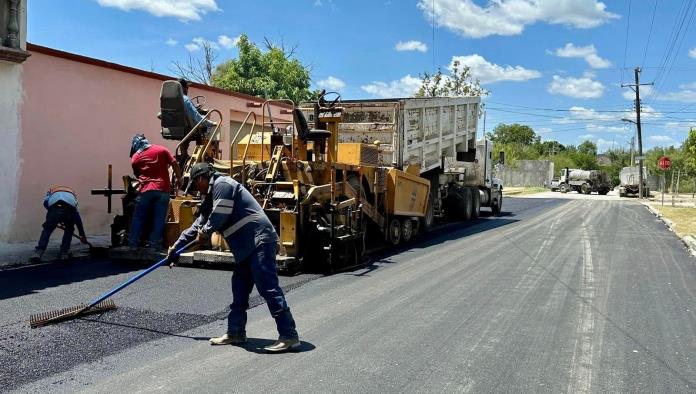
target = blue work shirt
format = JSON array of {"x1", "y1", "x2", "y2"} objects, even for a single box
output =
[
  {"x1": 173, "y1": 175, "x2": 278, "y2": 262},
  {"x1": 183, "y1": 95, "x2": 214, "y2": 129},
  {"x1": 43, "y1": 190, "x2": 86, "y2": 237}
]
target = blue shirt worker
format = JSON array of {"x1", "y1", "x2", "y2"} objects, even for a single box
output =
[
  {"x1": 167, "y1": 163, "x2": 300, "y2": 352},
  {"x1": 177, "y1": 78, "x2": 217, "y2": 136},
  {"x1": 32, "y1": 186, "x2": 88, "y2": 262}
]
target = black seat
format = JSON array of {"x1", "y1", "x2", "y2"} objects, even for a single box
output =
[
  {"x1": 159, "y1": 80, "x2": 198, "y2": 140},
  {"x1": 293, "y1": 108, "x2": 332, "y2": 141}
]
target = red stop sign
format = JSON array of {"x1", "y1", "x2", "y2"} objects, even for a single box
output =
[{"x1": 658, "y1": 156, "x2": 671, "y2": 170}]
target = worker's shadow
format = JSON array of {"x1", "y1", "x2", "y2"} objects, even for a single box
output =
[{"x1": 236, "y1": 337, "x2": 316, "y2": 354}]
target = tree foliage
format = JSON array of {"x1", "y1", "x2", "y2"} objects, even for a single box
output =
[
  {"x1": 414, "y1": 61, "x2": 488, "y2": 97},
  {"x1": 211, "y1": 34, "x2": 316, "y2": 104},
  {"x1": 488, "y1": 123, "x2": 539, "y2": 145}
]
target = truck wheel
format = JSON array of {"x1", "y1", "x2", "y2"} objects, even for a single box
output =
[
  {"x1": 401, "y1": 219, "x2": 414, "y2": 243},
  {"x1": 388, "y1": 218, "x2": 401, "y2": 245},
  {"x1": 462, "y1": 187, "x2": 473, "y2": 221},
  {"x1": 492, "y1": 194, "x2": 502, "y2": 216},
  {"x1": 472, "y1": 188, "x2": 481, "y2": 219},
  {"x1": 560, "y1": 183, "x2": 569, "y2": 193},
  {"x1": 581, "y1": 183, "x2": 590, "y2": 195},
  {"x1": 421, "y1": 196, "x2": 434, "y2": 231}
]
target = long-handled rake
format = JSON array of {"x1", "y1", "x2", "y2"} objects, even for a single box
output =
[{"x1": 29, "y1": 240, "x2": 197, "y2": 328}]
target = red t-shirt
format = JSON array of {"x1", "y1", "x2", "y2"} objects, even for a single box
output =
[{"x1": 131, "y1": 144, "x2": 176, "y2": 193}]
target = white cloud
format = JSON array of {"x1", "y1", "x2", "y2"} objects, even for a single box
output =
[
  {"x1": 96, "y1": 0, "x2": 219, "y2": 21},
  {"x1": 417, "y1": 0, "x2": 618, "y2": 39},
  {"x1": 579, "y1": 134, "x2": 596, "y2": 139},
  {"x1": 586, "y1": 124, "x2": 628, "y2": 133},
  {"x1": 317, "y1": 76, "x2": 346, "y2": 91},
  {"x1": 679, "y1": 82, "x2": 696, "y2": 90},
  {"x1": 548, "y1": 75, "x2": 604, "y2": 98},
  {"x1": 648, "y1": 135, "x2": 676, "y2": 144},
  {"x1": 185, "y1": 37, "x2": 219, "y2": 52},
  {"x1": 450, "y1": 55, "x2": 541, "y2": 84},
  {"x1": 165, "y1": 38, "x2": 178, "y2": 46},
  {"x1": 689, "y1": 48, "x2": 696, "y2": 59},
  {"x1": 218, "y1": 34, "x2": 240, "y2": 49},
  {"x1": 361, "y1": 75, "x2": 422, "y2": 98},
  {"x1": 658, "y1": 89, "x2": 696, "y2": 103},
  {"x1": 622, "y1": 85, "x2": 653, "y2": 100},
  {"x1": 395, "y1": 40, "x2": 428, "y2": 52},
  {"x1": 554, "y1": 43, "x2": 611, "y2": 68}
]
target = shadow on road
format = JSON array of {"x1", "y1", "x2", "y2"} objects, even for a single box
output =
[
  {"x1": 0, "y1": 259, "x2": 139, "y2": 300},
  {"x1": 240, "y1": 337, "x2": 316, "y2": 354},
  {"x1": 346, "y1": 215, "x2": 519, "y2": 277}
]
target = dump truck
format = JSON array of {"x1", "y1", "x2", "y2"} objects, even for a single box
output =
[
  {"x1": 618, "y1": 166, "x2": 649, "y2": 197},
  {"x1": 558, "y1": 167, "x2": 611, "y2": 195},
  {"x1": 336, "y1": 97, "x2": 504, "y2": 225}
]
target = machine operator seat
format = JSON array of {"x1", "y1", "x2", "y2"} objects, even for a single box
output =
[
  {"x1": 293, "y1": 108, "x2": 332, "y2": 142},
  {"x1": 159, "y1": 80, "x2": 199, "y2": 140}
]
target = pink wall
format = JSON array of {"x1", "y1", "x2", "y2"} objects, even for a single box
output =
[{"x1": 15, "y1": 48, "x2": 287, "y2": 242}]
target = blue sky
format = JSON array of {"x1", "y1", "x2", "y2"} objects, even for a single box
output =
[{"x1": 28, "y1": 0, "x2": 696, "y2": 152}]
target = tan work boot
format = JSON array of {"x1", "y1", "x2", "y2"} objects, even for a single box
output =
[
  {"x1": 209, "y1": 333, "x2": 246, "y2": 346},
  {"x1": 264, "y1": 338, "x2": 301, "y2": 353}
]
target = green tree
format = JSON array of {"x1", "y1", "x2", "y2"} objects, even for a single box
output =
[
  {"x1": 489, "y1": 123, "x2": 539, "y2": 145},
  {"x1": 415, "y1": 61, "x2": 488, "y2": 97},
  {"x1": 682, "y1": 128, "x2": 696, "y2": 176},
  {"x1": 211, "y1": 34, "x2": 315, "y2": 104},
  {"x1": 578, "y1": 140, "x2": 598, "y2": 156}
]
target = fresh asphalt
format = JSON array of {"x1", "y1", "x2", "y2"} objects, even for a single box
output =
[{"x1": 2, "y1": 195, "x2": 696, "y2": 393}]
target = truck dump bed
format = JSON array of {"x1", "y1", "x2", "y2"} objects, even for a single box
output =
[{"x1": 337, "y1": 97, "x2": 480, "y2": 173}]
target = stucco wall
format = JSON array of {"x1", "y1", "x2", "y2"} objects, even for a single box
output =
[
  {"x1": 498, "y1": 160, "x2": 554, "y2": 188},
  {"x1": 13, "y1": 49, "x2": 286, "y2": 242},
  {"x1": 0, "y1": 63, "x2": 22, "y2": 241}
]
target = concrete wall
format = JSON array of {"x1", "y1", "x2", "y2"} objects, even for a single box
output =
[
  {"x1": 0, "y1": 0, "x2": 26, "y2": 242},
  {"x1": 7, "y1": 46, "x2": 288, "y2": 242},
  {"x1": 498, "y1": 160, "x2": 554, "y2": 188}
]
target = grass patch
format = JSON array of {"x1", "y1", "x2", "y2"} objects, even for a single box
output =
[
  {"x1": 650, "y1": 205, "x2": 696, "y2": 237},
  {"x1": 504, "y1": 187, "x2": 547, "y2": 196}
]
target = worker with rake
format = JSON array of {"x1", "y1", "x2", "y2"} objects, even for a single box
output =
[{"x1": 167, "y1": 163, "x2": 300, "y2": 352}]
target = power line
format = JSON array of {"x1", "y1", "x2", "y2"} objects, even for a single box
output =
[
  {"x1": 621, "y1": 0, "x2": 632, "y2": 85},
  {"x1": 641, "y1": 0, "x2": 659, "y2": 70}
]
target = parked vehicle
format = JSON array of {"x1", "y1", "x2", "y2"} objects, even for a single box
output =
[
  {"x1": 558, "y1": 167, "x2": 611, "y2": 195},
  {"x1": 618, "y1": 166, "x2": 649, "y2": 197},
  {"x1": 549, "y1": 178, "x2": 561, "y2": 191}
]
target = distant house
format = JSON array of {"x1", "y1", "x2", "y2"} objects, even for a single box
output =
[{"x1": 597, "y1": 154, "x2": 612, "y2": 166}]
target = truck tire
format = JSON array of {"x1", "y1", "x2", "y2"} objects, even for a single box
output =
[
  {"x1": 472, "y1": 188, "x2": 481, "y2": 219},
  {"x1": 491, "y1": 193, "x2": 502, "y2": 216},
  {"x1": 388, "y1": 218, "x2": 401, "y2": 245},
  {"x1": 462, "y1": 187, "x2": 473, "y2": 221},
  {"x1": 445, "y1": 185, "x2": 472, "y2": 221},
  {"x1": 560, "y1": 183, "x2": 569, "y2": 193},
  {"x1": 401, "y1": 218, "x2": 414, "y2": 243},
  {"x1": 581, "y1": 183, "x2": 591, "y2": 195},
  {"x1": 598, "y1": 189, "x2": 608, "y2": 195}
]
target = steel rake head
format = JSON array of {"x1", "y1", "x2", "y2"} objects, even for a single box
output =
[{"x1": 29, "y1": 299, "x2": 117, "y2": 328}]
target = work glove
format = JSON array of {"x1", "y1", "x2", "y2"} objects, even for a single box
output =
[
  {"x1": 167, "y1": 245, "x2": 178, "y2": 268},
  {"x1": 196, "y1": 230, "x2": 209, "y2": 246}
]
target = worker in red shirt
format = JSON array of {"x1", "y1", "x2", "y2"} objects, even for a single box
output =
[{"x1": 128, "y1": 133, "x2": 182, "y2": 250}]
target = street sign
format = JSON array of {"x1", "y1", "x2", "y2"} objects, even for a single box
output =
[
  {"x1": 635, "y1": 155, "x2": 646, "y2": 160},
  {"x1": 658, "y1": 156, "x2": 672, "y2": 170}
]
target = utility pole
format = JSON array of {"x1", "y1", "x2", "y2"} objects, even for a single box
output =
[
  {"x1": 622, "y1": 67, "x2": 653, "y2": 199},
  {"x1": 630, "y1": 135, "x2": 635, "y2": 165}
]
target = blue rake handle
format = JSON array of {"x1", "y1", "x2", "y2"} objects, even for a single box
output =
[{"x1": 83, "y1": 240, "x2": 198, "y2": 311}]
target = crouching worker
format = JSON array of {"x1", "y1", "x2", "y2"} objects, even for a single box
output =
[
  {"x1": 167, "y1": 163, "x2": 300, "y2": 352},
  {"x1": 32, "y1": 186, "x2": 88, "y2": 262}
]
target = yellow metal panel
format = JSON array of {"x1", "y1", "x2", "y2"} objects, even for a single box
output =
[
  {"x1": 386, "y1": 168, "x2": 430, "y2": 217},
  {"x1": 279, "y1": 211, "x2": 297, "y2": 257}
]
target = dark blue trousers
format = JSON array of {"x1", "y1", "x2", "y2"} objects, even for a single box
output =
[{"x1": 227, "y1": 242, "x2": 298, "y2": 339}]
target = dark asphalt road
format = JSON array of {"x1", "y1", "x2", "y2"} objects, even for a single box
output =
[{"x1": 3, "y1": 197, "x2": 696, "y2": 393}]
